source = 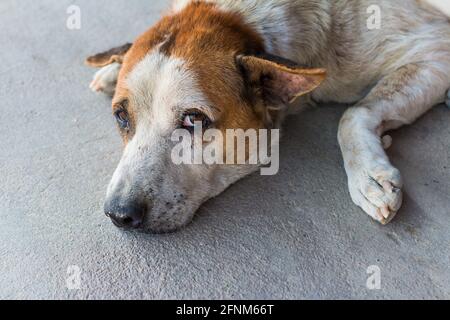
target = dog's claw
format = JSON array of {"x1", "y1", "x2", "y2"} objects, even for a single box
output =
[
  {"x1": 348, "y1": 162, "x2": 403, "y2": 226},
  {"x1": 89, "y1": 79, "x2": 103, "y2": 92},
  {"x1": 382, "y1": 181, "x2": 392, "y2": 193},
  {"x1": 382, "y1": 135, "x2": 393, "y2": 150}
]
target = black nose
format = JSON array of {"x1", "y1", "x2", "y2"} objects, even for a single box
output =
[{"x1": 104, "y1": 200, "x2": 146, "y2": 229}]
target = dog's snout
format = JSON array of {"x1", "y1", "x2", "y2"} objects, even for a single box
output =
[{"x1": 104, "y1": 200, "x2": 146, "y2": 229}]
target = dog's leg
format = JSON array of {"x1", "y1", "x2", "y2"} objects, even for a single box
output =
[
  {"x1": 89, "y1": 62, "x2": 121, "y2": 96},
  {"x1": 338, "y1": 62, "x2": 450, "y2": 224}
]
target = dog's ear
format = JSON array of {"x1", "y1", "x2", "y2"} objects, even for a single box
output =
[
  {"x1": 237, "y1": 54, "x2": 326, "y2": 104},
  {"x1": 85, "y1": 43, "x2": 132, "y2": 68}
]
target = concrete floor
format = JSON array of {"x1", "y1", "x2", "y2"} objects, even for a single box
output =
[{"x1": 1, "y1": 0, "x2": 449, "y2": 300}]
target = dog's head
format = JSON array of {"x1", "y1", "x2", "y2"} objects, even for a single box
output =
[{"x1": 87, "y1": 2, "x2": 326, "y2": 233}]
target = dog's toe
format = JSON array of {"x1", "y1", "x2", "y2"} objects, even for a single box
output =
[
  {"x1": 89, "y1": 63, "x2": 121, "y2": 95},
  {"x1": 349, "y1": 163, "x2": 403, "y2": 225},
  {"x1": 89, "y1": 77, "x2": 103, "y2": 92}
]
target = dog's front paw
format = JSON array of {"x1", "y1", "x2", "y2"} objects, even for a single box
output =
[
  {"x1": 89, "y1": 63, "x2": 121, "y2": 96},
  {"x1": 348, "y1": 162, "x2": 403, "y2": 225}
]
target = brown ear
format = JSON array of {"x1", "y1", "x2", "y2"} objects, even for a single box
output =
[
  {"x1": 238, "y1": 54, "x2": 326, "y2": 104},
  {"x1": 85, "y1": 43, "x2": 132, "y2": 68}
]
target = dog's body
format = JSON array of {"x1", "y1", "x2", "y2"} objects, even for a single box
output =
[{"x1": 87, "y1": 0, "x2": 450, "y2": 232}]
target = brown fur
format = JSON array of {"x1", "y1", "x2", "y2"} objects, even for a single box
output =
[
  {"x1": 114, "y1": 3, "x2": 265, "y2": 135},
  {"x1": 86, "y1": 0, "x2": 450, "y2": 230},
  {"x1": 85, "y1": 43, "x2": 132, "y2": 67},
  {"x1": 110, "y1": 2, "x2": 325, "y2": 141}
]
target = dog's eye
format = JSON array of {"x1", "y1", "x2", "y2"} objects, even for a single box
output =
[
  {"x1": 182, "y1": 111, "x2": 211, "y2": 130},
  {"x1": 114, "y1": 109, "x2": 129, "y2": 130}
]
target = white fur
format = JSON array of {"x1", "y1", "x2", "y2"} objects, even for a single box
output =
[
  {"x1": 107, "y1": 51, "x2": 212, "y2": 231},
  {"x1": 96, "y1": 0, "x2": 450, "y2": 229},
  {"x1": 173, "y1": 0, "x2": 296, "y2": 55},
  {"x1": 173, "y1": 0, "x2": 450, "y2": 224},
  {"x1": 90, "y1": 62, "x2": 121, "y2": 96},
  {"x1": 106, "y1": 50, "x2": 258, "y2": 232},
  {"x1": 425, "y1": 0, "x2": 450, "y2": 16},
  {"x1": 339, "y1": 62, "x2": 450, "y2": 224},
  {"x1": 126, "y1": 50, "x2": 210, "y2": 132}
]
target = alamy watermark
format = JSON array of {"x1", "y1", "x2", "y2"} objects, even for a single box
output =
[
  {"x1": 66, "y1": 265, "x2": 82, "y2": 290},
  {"x1": 66, "y1": 5, "x2": 81, "y2": 30},
  {"x1": 366, "y1": 265, "x2": 381, "y2": 290},
  {"x1": 367, "y1": 5, "x2": 382, "y2": 30},
  {"x1": 171, "y1": 122, "x2": 280, "y2": 176}
]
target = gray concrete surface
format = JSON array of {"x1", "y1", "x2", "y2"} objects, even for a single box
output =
[{"x1": 1, "y1": 0, "x2": 449, "y2": 300}]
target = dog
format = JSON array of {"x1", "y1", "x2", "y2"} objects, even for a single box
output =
[{"x1": 86, "y1": 0, "x2": 450, "y2": 233}]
